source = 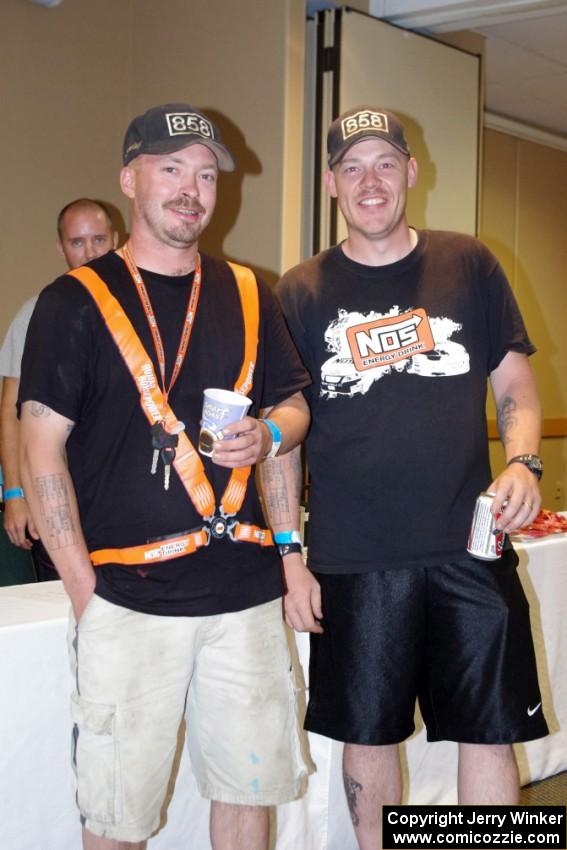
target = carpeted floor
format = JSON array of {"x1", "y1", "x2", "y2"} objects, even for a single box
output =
[{"x1": 520, "y1": 770, "x2": 567, "y2": 805}]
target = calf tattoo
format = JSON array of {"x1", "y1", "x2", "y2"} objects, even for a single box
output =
[
  {"x1": 343, "y1": 770, "x2": 363, "y2": 827},
  {"x1": 34, "y1": 474, "x2": 78, "y2": 550}
]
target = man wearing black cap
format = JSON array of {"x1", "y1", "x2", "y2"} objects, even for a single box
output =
[
  {"x1": 269, "y1": 106, "x2": 547, "y2": 848},
  {"x1": 19, "y1": 103, "x2": 311, "y2": 849}
]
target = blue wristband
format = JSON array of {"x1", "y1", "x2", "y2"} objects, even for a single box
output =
[
  {"x1": 259, "y1": 418, "x2": 282, "y2": 458},
  {"x1": 273, "y1": 530, "x2": 302, "y2": 545},
  {"x1": 3, "y1": 487, "x2": 25, "y2": 501}
]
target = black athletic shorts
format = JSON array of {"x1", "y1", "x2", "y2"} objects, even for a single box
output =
[{"x1": 305, "y1": 552, "x2": 549, "y2": 746}]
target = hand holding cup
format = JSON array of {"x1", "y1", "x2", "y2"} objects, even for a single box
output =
[{"x1": 198, "y1": 388, "x2": 252, "y2": 457}]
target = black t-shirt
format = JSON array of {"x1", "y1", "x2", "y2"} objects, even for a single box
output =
[
  {"x1": 277, "y1": 230, "x2": 536, "y2": 573},
  {"x1": 20, "y1": 251, "x2": 310, "y2": 615}
]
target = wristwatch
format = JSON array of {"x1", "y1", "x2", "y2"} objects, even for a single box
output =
[
  {"x1": 274, "y1": 530, "x2": 302, "y2": 558},
  {"x1": 276, "y1": 542, "x2": 303, "y2": 558},
  {"x1": 259, "y1": 418, "x2": 282, "y2": 459},
  {"x1": 507, "y1": 454, "x2": 543, "y2": 481}
]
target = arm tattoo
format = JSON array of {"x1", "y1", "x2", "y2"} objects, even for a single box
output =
[
  {"x1": 343, "y1": 770, "x2": 363, "y2": 828},
  {"x1": 497, "y1": 395, "x2": 518, "y2": 445},
  {"x1": 34, "y1": 474, "x2": 78, "y2": 550},
  {"x1": 30, "y1": 402, "x2": 52, "y2": 418},
  {"x1": 261, "y1": 451, "x2": 303, "y2": 526},
  {"x1": 261, "y1": 460, "x2": 294, "y2": 526}
]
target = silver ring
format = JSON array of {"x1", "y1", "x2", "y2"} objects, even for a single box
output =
[{"x1": 523, "y1": 500, "x2": 533, "y2": 509}]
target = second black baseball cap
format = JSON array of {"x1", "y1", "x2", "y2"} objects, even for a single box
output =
[{"x1": 328, "y1": 106, "x2": 410, "y2": 166}]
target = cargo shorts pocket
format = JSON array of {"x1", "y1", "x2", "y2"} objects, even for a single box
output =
[{"x1": 71, "y1": 693, "x2": 122, "y2": 825}]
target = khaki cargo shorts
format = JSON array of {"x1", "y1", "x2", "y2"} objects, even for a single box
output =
[{"x1": 68, "y1": 595, "x2": 309, "y2": 843}]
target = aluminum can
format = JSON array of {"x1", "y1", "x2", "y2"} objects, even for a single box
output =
[{"x1": 467, "y1": 491, "x2": 504, "y2": 560}]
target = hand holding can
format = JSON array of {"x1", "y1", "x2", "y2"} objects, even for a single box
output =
[{"x1": 467, "y1": 492, "x2": 504, "y2": 560}]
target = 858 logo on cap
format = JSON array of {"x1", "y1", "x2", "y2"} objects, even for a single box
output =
[
  {"x1": 166, "y1": 112, "x2": 214, "y2": 140},
  {"x1": 341, "y1": 110, "x2": 388, "y2": 141}
]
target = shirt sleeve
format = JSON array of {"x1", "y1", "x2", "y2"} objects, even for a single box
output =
[
  {"x1": 0, "y1": 296, "x2": 39, "y2": 379},
  {"x1": 19, "y1": 278, "x2": 93, "y2": 423},
  {"x1": 276, "y1": 268, "x2": 317, "y2": 406},
  {"x1": 484, "y1": 259, "x2": 536, "y2": 374},
  {"x1": 256, "y1": 278, "x2": 311, "y2": 409}
]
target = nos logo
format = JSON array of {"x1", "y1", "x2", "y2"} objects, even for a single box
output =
[{"x1": 346, "y1": 309, "x2": 435, "y2": 370}]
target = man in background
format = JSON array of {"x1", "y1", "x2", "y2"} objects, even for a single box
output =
[
  {"x1": 0, "y1": 198, "x2": 118, "y2": 578},
  {"x1": 267, "y1": 106, "x2": 548, "y2": 850}
]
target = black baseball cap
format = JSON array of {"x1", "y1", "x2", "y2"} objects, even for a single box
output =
[
  {"x1": 327, "y1": 106, "x2": 410, "y2": 166},
  {"x1": 122, "y1": 103, "x2": 236, "y2": 171}
]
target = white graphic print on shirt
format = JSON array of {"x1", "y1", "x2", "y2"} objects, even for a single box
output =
[{"x1": 321, "y1": 306, "x2": 470, "y2": 398}]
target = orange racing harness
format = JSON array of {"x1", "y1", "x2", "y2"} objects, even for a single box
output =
[{"x1": 68, "y1": 260, "x2": 274, "y2": 567}]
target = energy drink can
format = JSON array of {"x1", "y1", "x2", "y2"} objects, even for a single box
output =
[{"x1": 467, "y1": 491, "x2": 504, "y2": 560}]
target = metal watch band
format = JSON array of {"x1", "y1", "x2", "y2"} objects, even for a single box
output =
[{"x1": 506, "y1": 454, "x2": 543, "y2": 481}]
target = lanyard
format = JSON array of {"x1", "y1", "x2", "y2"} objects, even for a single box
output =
[
  {"x1": 70, "y1": 260, "x2": 260, "y2": 522},
  {"x1": 121, "y1": 243, "x2": 202, "y2": 409}
]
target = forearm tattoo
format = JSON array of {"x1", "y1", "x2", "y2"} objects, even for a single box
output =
[
  {"x1": 261, "y1": 460, "x2": 294, "y2": 526},
  {"x1": 34, "y1": 474, "x2": 78, "y2": 549},
  {"x1": 261, "y1": 452, "x2": 302, "y2": 526},
  {"x1": 30, "y1": 402, "x2": 52, "y2": 418},
  {"x1": 343, "y1": 770, "x2": 363, "y2": 827},
  {"x1": 497, "y1": 395, "x2": 518, "y2": 445}
]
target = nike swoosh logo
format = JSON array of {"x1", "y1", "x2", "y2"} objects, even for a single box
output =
[{"x1": 527, "y1": 702, "x2": 541, "y2": 717}]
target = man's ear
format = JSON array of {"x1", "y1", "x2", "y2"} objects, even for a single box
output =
[
  {"x1": 55, "y1": 238, "x2": 65, "y2": 260},
  {"x1": 120, "y1": 166, "x2": 136, "y2": 199},
  {"x1": 407, "y1": 157, "x2": 418, "y2": 189},
  {"x1": 112, "y1": 231, "x2": 119, "y2": 249},
  {"x1": 324, "y1": 168, "x2": 338, "y2": 199}
]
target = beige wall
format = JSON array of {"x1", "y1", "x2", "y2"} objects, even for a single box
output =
[
  {"x1": 0, "y1": 0, "x2": 305, "y2": 338},
  {"x1": 2, "y1": 0, "x2": 565, "y2": 510},
  {"x1": 481, "y1": 128, "x2": 567, "y2": 509},
  {"x1": 1, "y1": 0, "x2": 130, "y2": 331}
]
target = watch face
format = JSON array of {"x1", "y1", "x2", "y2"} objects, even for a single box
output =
[
  {"x1": 526, "y1": 455, "x2": 542, "y2": 471},
  {"x1": 512, "y1": 454, "x2": 543, "y2": 479}
]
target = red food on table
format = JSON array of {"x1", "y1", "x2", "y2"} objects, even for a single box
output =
[{"x1": 514, "y1": 509, "x2": 567, "y2": 540}]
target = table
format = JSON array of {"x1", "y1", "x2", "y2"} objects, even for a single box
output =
[{"x1": 1, "y1": 535, "x2": 566, "y2": 850}]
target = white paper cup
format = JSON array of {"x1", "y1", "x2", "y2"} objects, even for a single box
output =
[{"x1": 198, "y1": 388, "x2": 253, "y2": 456}]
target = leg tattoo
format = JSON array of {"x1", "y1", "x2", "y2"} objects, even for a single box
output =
[{"x1": 343, "y1": 770, "x2": 363, "y2": 828}]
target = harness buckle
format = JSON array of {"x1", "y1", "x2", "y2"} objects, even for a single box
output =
[{"x1": 205, "y1": 514, "x2": 237, "y2": 541}]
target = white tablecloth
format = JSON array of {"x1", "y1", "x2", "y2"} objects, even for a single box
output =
[{"x1": 1, "y1": 534, "x2": 566, "y2": 850}]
